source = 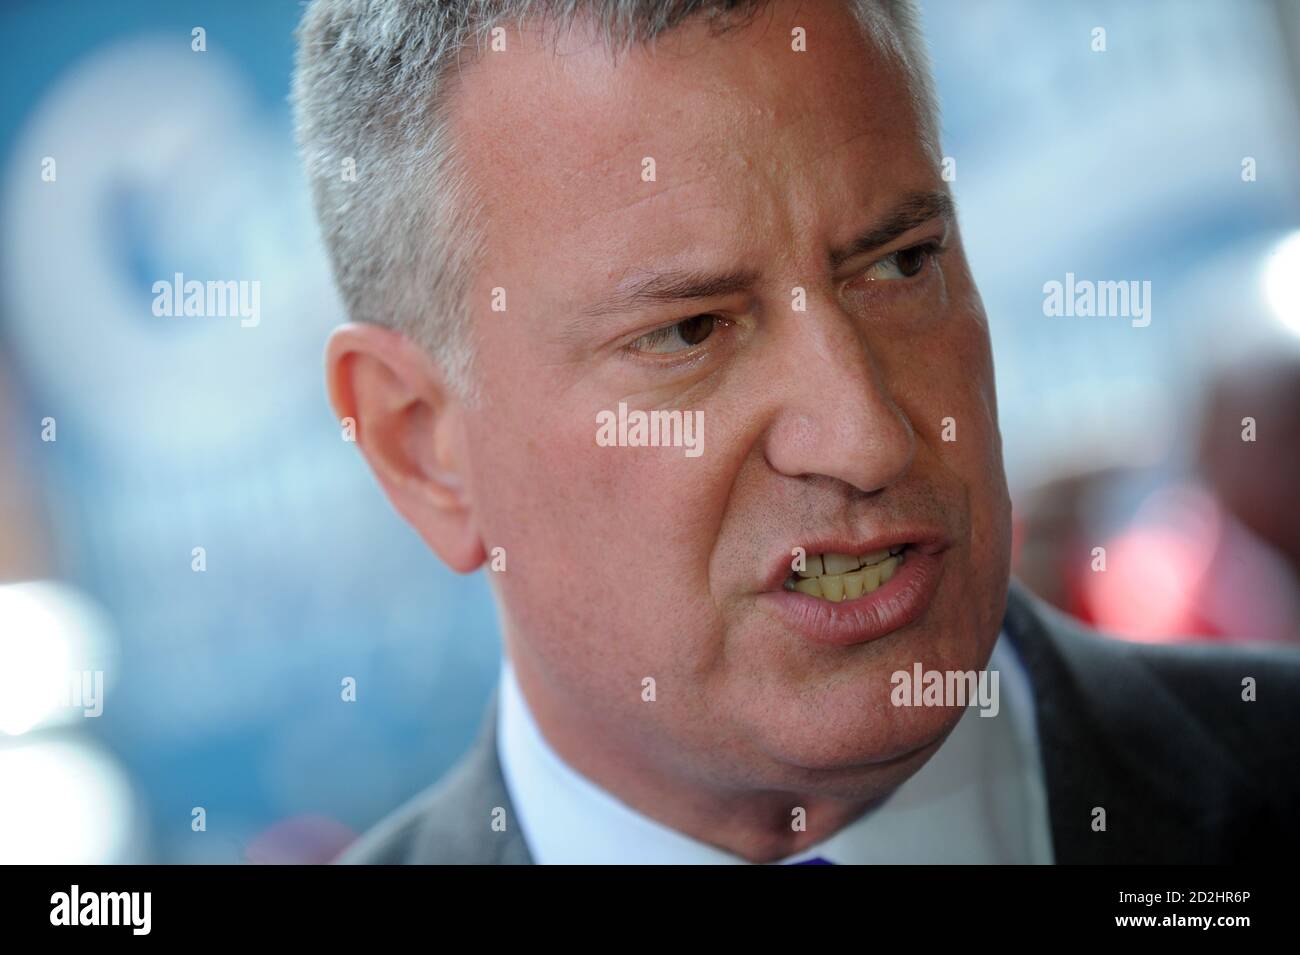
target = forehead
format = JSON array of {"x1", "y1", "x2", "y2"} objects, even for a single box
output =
[{"x1": 448, "y1": 0, "x2": 931, "y2": 299}]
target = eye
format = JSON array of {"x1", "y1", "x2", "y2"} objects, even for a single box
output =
[
  {"x1": 628, "y1": 314, "x2": 720, "y2": 355},
  {"x1": 860, "y1": 242, "x2": 935, "y2": 282}
]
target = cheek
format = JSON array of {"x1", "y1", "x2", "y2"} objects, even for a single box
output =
[
  {"x1": 902, "y1": 308, "x2": 1011, "y2": 641},
  {"x1": 924, "y1": 296, "x2": 998, "y2": 452},
  {"x1": 950, "y1": 322, "x2": 1010, "y2": 547},
  {"x1": 470, "y1": 399, "x2": 627, "y2": 585},
  {"x1": 464, "y1": 380, "x2": 731, "y2": 688},
  {"x1": 948, "y1": 336, "x2": 1012, "y2": 656}
]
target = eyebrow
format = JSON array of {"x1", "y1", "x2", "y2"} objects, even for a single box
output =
[
  {"x1": 578, "y1": 189, "x2": 955, "y2": 319},
  {"x1": 580, "y1": 267, "x2": 761, "y2": 319},
  {"x1": 828, "y1": 190, "x2": 955, "y2": 272}
]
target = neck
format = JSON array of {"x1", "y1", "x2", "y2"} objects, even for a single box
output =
[{"x1": 504, "y1": 645, "x2": 919, "y2": 864}]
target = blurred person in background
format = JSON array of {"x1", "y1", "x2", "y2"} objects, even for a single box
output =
[
  {"x1": 1196, "y1": 352, "x2": 1300, "y2": 633},
  {"x1": 1013, "y1": 350, "x2": 1300, "y2": 646}
]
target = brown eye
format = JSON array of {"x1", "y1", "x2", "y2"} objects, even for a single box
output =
[
  {"x1": 677, "y1": 314, "x2": 715, "y2": 345},
  {"x1": 894, "y1": 245, "x2": 929, "y2": 277},
  {"x1": 629, "y1": 314, "x2": 719, "y2": 354},
  {"x1": 860, "y1": 243, "x2": 936, "y2": 282}
]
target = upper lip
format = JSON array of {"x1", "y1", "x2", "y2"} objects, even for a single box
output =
[{"x1": 759, "y1": 526, "x2": 952, "y2": 592}]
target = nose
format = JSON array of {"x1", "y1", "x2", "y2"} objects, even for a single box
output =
[{"x1": 762, "y1": 298, "x2": 915, "y2": 495}]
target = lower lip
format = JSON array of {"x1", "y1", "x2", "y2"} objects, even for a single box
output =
[{"x1": 756, "y1": 548, "x2": 946, "y2": 647}]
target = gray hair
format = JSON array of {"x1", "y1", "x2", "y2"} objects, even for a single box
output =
[{"x1": 292, "y1": 0, "x2": 940, "y2": 400}]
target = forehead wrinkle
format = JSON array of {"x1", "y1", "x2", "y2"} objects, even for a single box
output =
[
  {"x1": 457, "y1": 2, "x2": 936, "y2": 331},
  {"x1": 572, "y1": 166, "x2": 725, "y2": 231}
]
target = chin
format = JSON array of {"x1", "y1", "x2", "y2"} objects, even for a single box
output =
[
  {"x1": 735, "y1": 604, "x2": 1000, "y2": 779},
  {"x1": 746, "y1": 705, "x2": 963, "y2": 800},
  {"x1": 739, "y1": 670, "x2": 970, "y2": 777}
]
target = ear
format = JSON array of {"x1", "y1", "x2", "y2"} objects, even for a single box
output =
[{"x1": 325, "y1": 322, "x2": 485, "y2": 573}]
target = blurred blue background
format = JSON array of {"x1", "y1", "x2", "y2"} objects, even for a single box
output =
[{"x1": 2, "y1": 0, "x2": 1298, "y2": 862}]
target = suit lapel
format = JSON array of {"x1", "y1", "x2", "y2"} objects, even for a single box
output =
[
  {"x1": 1001, "y1": 579, "x2": 1255, "y2": 862},
  {"x1": 406, "y1": 685, "x2": 535, "y2": 864}
]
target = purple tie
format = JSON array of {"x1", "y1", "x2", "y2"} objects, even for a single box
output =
[{"x1": 789, "y1": 856, "x2": 835, "y2": 864}]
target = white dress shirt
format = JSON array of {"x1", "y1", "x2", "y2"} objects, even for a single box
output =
[{"x1": 497, "y1": 632, "x2": 1054, "y2": 864}]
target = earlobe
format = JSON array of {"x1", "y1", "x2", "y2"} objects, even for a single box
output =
[{"x1": 325, "y1": 323, "x2": 486, "y2": 573}]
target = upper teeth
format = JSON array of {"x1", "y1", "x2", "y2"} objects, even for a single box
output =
[{"x1": 786, "y1": 547, "x2": 905, "y2": 601}]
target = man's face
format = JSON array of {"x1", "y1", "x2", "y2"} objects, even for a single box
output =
[{"x1": 451, "y1": 0, "x2": 1011, "y2": 794}]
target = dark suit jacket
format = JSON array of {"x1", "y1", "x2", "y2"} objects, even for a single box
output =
[{"x1": 335, "y1": 580, "x2": 1300, "y2": 864}]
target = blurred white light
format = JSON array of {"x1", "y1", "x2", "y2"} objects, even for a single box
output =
[
  {"x1": 1264, "y1": 232, "x2": 1300, "y2": 338},
  {"x1": 0, "y1": 583, "x2": 72, "y2": 735},
  {"x1": 0, "y1": 737, "x2": 136, "y2": 863},
  {"x1": 0, "y1": 581, "x2": 112, "y2": 736}
]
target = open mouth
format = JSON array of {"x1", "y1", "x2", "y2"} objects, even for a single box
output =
[
  {"x1": 782, "y1": 546, "x2": 909, "y2": 602},
  {"x1": 760, "y1": 533, "x2": 948, "y2": 646}
]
